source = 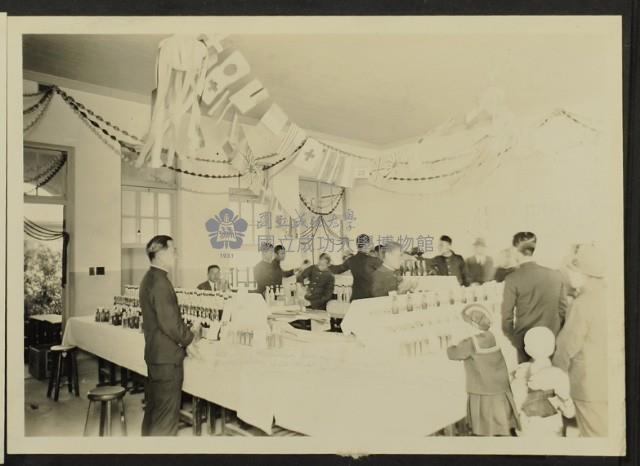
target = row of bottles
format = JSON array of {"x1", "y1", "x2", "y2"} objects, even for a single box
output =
[
  {"x1": 265, "y1": 283, "x2": 299, "y2": 307},
  {"x1": 399, "y1": 259, "x2": 437, "y2": 277},
  {"x1": 95, "y1": 299, "x2": 143, "y2": 332},
  {"x1": 335, "y1": 284, "x2": 353, "y2": 303},
  {"x1": 400, "y1": 334, "x2": 456, "y2": 357}
]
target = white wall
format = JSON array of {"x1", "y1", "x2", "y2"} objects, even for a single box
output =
[{"x1": 24, "y1": 86, "x2": 150, "y2": 317}]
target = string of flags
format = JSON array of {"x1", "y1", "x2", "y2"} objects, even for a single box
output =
[{"x1": 22, "y1": 33, "x2": 602, "y2": 202}]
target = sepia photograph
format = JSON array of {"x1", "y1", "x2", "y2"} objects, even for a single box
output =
[{"x1": 5, "y1": 15, "x2": 626, "y2": 456}]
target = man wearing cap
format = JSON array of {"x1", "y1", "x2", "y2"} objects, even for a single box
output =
[
  {"x1": 433, "y1": 235, "x2": 469, "y2": 286},
  {"x1": 329, "y1": 233, "x2": 382, "y2": 301},
  {"x1": 553, "y1": 243, "x2": 607, "y2": 437},
  {"x1": 501, "y1": 232, "x2": 568, "y2": 363},
  {"x1": 466, "y1": 238, "x2": 495, "y2": 285}
]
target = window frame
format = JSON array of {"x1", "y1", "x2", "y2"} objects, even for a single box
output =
[{"x1": 121, "y1": 186, "x2": 176, "y2": 249}]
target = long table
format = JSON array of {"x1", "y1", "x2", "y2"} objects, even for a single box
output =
[{"x1": 63, "y1": 316, "x2": 467, "y2": 436}]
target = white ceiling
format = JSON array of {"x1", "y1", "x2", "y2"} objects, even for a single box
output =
[{"x1": 23, "y1": 33, "x2": 608, "y2": 145}]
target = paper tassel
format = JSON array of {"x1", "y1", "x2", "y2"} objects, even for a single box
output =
[{"x1": 138, "y1": 35, "x2": 210, "y2": 168}]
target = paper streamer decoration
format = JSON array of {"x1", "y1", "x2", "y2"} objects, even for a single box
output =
[{"x1": 137, "y1": 35, "x2": 212, "y2": 168}]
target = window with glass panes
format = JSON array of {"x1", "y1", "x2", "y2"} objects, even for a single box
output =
[
  {"x1": 121, "y1": 188, "x2": 175, "y2": 246},
  {"x1": 227, "y1": 201, "x2": 269, "y2": 246}
]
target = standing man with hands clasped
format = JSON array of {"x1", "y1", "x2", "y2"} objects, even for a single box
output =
[{"x1": 140, "y1": 235, "x2": 200, "y2": 436}]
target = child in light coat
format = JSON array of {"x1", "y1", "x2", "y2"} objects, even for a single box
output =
[{"x1": 511, "y1": 326, "x2": 575, "y2": 437}]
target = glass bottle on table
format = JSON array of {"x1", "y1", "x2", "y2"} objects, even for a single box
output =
[
  {"x1": 406, "y1": 291, "x2": 414, "y2": 312},
  {"x1": 390, "y1": 291, "x2": 399, "y2": 315}
]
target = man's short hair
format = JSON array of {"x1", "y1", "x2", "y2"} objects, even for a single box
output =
[
  {"x1": 259, "y1": 242, "x2": 274, "y2": 252},
  {"x1": 274, "y1": 245, "x2": 286, "y2": 254},
  {"x1": 382, "y1": 241, "x2": 402, "y2": 258},
  {"x1": 146, "y1": 235, "x2": 173, "y2": 261},
  {"x1": 208, "y1": 264, "x2": 220, "y2": 273},
  {"x1": 513, "y1": 231, "x2": 537, "y2": 256},
  {"x1": 356, "y1": 234, "x2": 371, "y2": 249},
  {"x1": 373, "y1": 244, "x2": 382, "y2": 253},
  {"x1": 439, "y1": 235, "x2": 453, "y2": 244},
  {"x1": 318, "y1": 253, "x2": 331, "y2": 263}
]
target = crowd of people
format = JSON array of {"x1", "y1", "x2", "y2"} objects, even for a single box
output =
[
  {"x1": 244, "y1": 231, "x2": 607, "y2": 438},
  {"x1": 137, "y1": 230, "x2": 607, "y2": 438}
]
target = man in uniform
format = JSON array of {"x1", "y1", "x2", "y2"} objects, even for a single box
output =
[
  {"x1": 296, "y1": 253, "x2": 335, "y2": 310},
  {"x1": 329, "y1": 233, "x2": 382, "y2": 301},
  {"x1": 253, "y1": 242, "x2": 275, "y2": 296},
  {"x1": 433, "y1": 235, "x2": 469, "y2": 286},
  {"x1": 140, "y1": 235, "x2": 199, "y2": 436},
  {"x1": 254, "y1": 243, "x2": 298, "y2": 296}
]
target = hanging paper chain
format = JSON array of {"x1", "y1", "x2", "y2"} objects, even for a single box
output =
[
  {"x1": 24, "y1": 153, "x2": 67, "y2": 190},
  {"x1": 299, "y1": 188, "x2": 345, "y2": 216}
]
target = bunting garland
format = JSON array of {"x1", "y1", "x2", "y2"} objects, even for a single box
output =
[
  {"x1": 299, "y1": 188, "x2": 345, "y2": 216},
  {"x1": 22, "y1": 31, "x2": 601, "y2": 201},
  {"x1": 24, "y1": 153, "x2": 68, "y2": 191}
]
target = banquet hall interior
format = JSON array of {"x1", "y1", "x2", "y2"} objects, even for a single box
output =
[{"x1": 19, "y1": 30, "x2": 619, "y2": 439}]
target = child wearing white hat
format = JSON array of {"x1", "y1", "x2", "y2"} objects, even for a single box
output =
[
  {"x1": 447, "y1": 303, "x2": 520, "y2": 436},
  {"x1": 511, "y1": 326, "x2": 575, "y2": 437}
]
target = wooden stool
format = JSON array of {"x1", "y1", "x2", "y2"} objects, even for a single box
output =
[
  {"x1": 46, "y1": 345, "x2": 79, "y2": 402},
  {"x1": 83, "y1": 385, "x2": 127, "y2": 436}
]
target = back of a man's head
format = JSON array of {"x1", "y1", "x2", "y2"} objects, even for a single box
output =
[
  {"x1": 356, "y1": 234, "x2": 371, "y2": 251},
  {"x1": 512, "y1": 231, "x2": 537, "y2": 256},
  {"x1": 146, "y1": 235, "x2": 173, "y2": 262}
]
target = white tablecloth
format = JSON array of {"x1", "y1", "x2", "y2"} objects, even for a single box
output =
[{"x1": 63, "y1": 316, "x2": 467, "y2": 436}]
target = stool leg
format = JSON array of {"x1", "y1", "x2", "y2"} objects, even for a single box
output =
[
  {"x1": 72, "y1": 352, "x2": 80, "y2": 397},
  {"x1": 119, "y1": 398, "x2": 127, "y2": 436},
  {"x1": 221, "y1": 407, "x2": 226, "y2": 435},
  {"x1": 46, "y1": 357, "x2": 55, "y2": 398},
  {"x1": 83, "y1": 400, "x2": 93, "y2": 436},
  {"x1": 99, "y1": 402, "x2": 106, "y2": 436},
  {"x1": 207, "y1": 403, "x2": 215, "y2": 435},
  {"x1": 66, "y1": 355, "x2": 73, "y2": 393},
  {"x1": 192, "y1": 397, "x2": 199, "y2": 436},
  {"x1": 106, "y1": 400, "x2": 112, "y2": 436},
  {"x1": 53, "y1": 353, "x2": 63, "y2": 402}
]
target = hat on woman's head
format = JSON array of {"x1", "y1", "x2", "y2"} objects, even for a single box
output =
[
  {"x1": 570, "y1": 243, "x2": 605, "y2": 278},
  {"x1": 461, "y1": 303, "x2": 493, "y2": 331}
]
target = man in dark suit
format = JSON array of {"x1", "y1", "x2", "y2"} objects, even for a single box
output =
[
  {"x1": 140, "y1": 235, "x2": 199, "y2": 436},
  {"x1": 329, "y1": 233, "x2": 382, "y2": 301},
  {"x1": 197, "y1": 264, "x2": 228, "y2": 291},
  {"x1": 371, "y1": 241, "x2": 417, "y2": 297},
  {"x1": 465, "y1": 237, "x2": 495, "y2": 285},
  {"x1": 501, "y1": 232, "x2": 568, "y2": 363},
  {"x1": 433, "y1": 235, "x2": 469, "y2": 286}
]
